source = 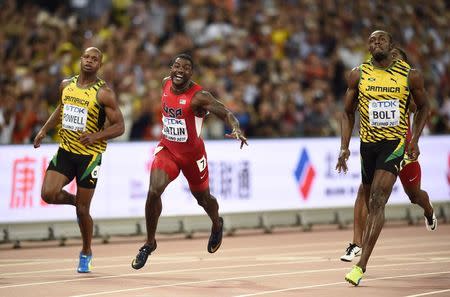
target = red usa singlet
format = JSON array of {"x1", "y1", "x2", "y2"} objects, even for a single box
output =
[{"x1": 160, "y1": 80, "x2": 205, "y2": 154}]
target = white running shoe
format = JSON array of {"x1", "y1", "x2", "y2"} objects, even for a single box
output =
[
  {"x1": 425, "y1": 212, "x2": 437, "y2": 231},
  {"x1": 340, "y1": 243, "x2": 361, "y2": 262}
]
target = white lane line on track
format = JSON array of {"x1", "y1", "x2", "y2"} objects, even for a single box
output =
[
  {"x1": 0, "y1": 258, "x2": 330, "y2": 289},
  {"x1": 2, "y1": 248, "x2": 449, "y2": 278},
  {"x1": 233, "y1": 271, "x2": 450, "y2": 297},
  {"x1": 69, "y1": 266, "x2": 450, "y2": 297},
  {"x1": 2, "y1": 247, "x2": 450, "y2": 279},
  {"x1": 0, "y1": 255, "x2": 202, "y2": 268},
  {"x1": 404, "y1": 289, "x2": 450, "y2": 297},
  {"x1": 1, "y1": 239, "x2": 449, "y2": 269},
  {"x1": 0, "y1": 232, "x2": 447, "y2": 267},
  {"x1": 1, "y1": 259, "x2": 447, "y2": 293}
]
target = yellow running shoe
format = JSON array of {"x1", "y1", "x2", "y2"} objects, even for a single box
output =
[{"x1": 345, "y1": 265, "x2": 363, "y2": 286}]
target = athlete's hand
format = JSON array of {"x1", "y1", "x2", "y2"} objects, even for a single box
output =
[
  {"x1": 225, "y1": 128, "x2": 248, "y2": 149},
  {"x1": 336, "y1": 148, "x2": 350, "y2": 174},
  {"x1": 33, "y1": 129, "x2": 46, "y2": 148},
  {"x1": 79, "y1": 132, "x2": 98, "y2": 146},
  {"x1": 406, "y1": 140, "x2": 420, "y2": 161}
]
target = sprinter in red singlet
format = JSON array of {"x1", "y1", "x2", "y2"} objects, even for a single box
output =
[{"x1": 131, "y1": 54, "x2": 248, "y2": 269}]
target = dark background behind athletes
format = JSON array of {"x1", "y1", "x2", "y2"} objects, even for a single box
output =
[{"x1": 0, "y1": 0, "x2": 449, "y2": 144}]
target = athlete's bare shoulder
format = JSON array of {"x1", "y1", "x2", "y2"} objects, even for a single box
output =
[
  {"x1": 408, "y1": 68, "x2": 424, "y2": 86},
  {"x1": 97, "y1": 83, "x2": 116, "y2": 106},
  {"x1": 349, "y1": 66, "x2": 360, "y2": 76},
  {"x1": 347, "y1": 66, "x2": 360, "y2": 87},
  {"x1": 162, "y1": 77, "x2": 171, "y2": 88},
  {"x1": 97, "y1": 83, "x2": 113, "y2": 94},
  {"x1": 58, "y1": 78, "x2": 74, "y2": 103},
  {"x1": 408, "y1": 68, "x2": 423, "y2": 81},
  {"x1": 192, "y1": 89, "x2": 214, "y2": 106},
  {"x1": 60, "y1": 78, "x2": 72, "y2": 90}
]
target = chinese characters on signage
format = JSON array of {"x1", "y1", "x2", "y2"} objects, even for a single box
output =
[{"x1": 9, "y1": 155, "x2": 76, "y2": 209}]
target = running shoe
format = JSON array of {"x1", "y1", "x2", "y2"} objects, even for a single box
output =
[
  {"x1": 131, "y1": 241, "x2": 157, "y2": 270},
  {"x1": 77, "y1": 253, "x2": 93, "y2": 273},
  {"x1": 207, "y1": 217, "x2": 223, "y2": 253},
  {"x1": 345, "y1": 265, "x2": 364, "y2": 286},
  {"x1": 425, "y1": 211, "x2": 437, "y2": 231},
  {"x1": 340, "y1": 243, "x2": 361, "y2": 262}
]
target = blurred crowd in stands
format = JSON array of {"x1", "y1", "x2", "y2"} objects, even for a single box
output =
[{"x1": 0, "y1": 0, "x2": 449, "y2": 144}]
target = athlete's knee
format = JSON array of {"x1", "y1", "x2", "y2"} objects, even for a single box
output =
[
  {"x1": 41, "y1": 187, "x2": 59, "y2": 204},
  {"x1": 406, "y1": 192, "x2": 418, "y2": 204},
  {"x1": 404, "y1": 188, "x2": 420, "y2": 204},
  {"x1": 196, "y1": 196, "x2": 208, "y2": 208},
  {"x1": 76, "y1": 204, "x2": 91, "y2": 218},
  {"x1": 368, "y1": 190, "x2": 388, "y2": 211},
  {"x1": 192, "y1": 192, "x2": 209, "y2": 208},
  {"x1": 147, "y1": 186, "x2": 164, "y2": 201}
]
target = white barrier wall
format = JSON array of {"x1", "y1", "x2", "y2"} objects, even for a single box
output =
[{"x1": 1, "y1": 136, "x2": 449, "y2": 223}]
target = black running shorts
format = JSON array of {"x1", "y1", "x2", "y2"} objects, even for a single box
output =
[
  {"x1": 47, "y1": 147, "x2": 102, "y2": 189},
  {"x1": 360, "y1": 139, "x2": 405, "y2": 185}
]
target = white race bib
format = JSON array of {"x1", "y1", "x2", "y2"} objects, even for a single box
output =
[
  {"x1": 62, "y1": 104, "x2": 87, "y2": 131},
  {"x1": 368, "y1": 100, "x2": 400, "y2": 127},
  {"x1": 162, "y1": 115, "x2": 188, "y2": 142}
]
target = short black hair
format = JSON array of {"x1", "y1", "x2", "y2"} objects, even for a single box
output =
[
  {"x1": 173, "y1": 53, "x2": 194, "y2": 69},
  {"x1": 370, "y1": 30, "x2": 393, "y2": 44}
]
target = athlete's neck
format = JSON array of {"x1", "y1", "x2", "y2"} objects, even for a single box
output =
[
  {"x1": 171, "y1": 81, "x2": 192, "y2": 94},
  {"x1": 371, "y1": 57, "x2": 394, "y2": 69},
  {"x1": 77, "y1": 72, "x2": 98, "y2": 88}
]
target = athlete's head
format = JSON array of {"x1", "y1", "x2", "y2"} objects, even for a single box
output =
[
  {"x1": 170, "y1": 53, "x2": 194, "y2": 88},
  {"x1": 368, "y1": 30, "x2": 393, "y2": 62},
  {"x1": 391, "y1": 47, "x2": 409, "y2": 64},
  {"x1": 80, "y1": 47, "x2": 103, "y2": 74}
]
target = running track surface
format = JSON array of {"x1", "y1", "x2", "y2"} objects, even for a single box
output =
[{"x1": 1, "y1": 223, "x2": 449, "y2": 297}]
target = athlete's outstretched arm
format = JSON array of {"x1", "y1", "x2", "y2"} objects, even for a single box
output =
[
  {"x1": 33, "y1": 79, "x2": 71, "y2": 148},
  {"x1": 336, "y1": 67, "x2": 360, "y2": 173},
  {"x1": 191, "y1": 90, "x2": 248, "y2": 149},
  {"x1": 79, "y1": 87, "x2": 125, "y2": 146},
  {"x1": 407, "y1": 69, "x2": 430, "y2": 160}
]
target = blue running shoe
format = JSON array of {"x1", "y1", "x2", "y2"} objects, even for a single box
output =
[{"x1": 77, "y1": 253, "x2": 93, "y2": 273}]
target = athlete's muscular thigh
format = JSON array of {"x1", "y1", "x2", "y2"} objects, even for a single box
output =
[
  {"x1": 42, "y1": 170, "x2": 70, "y2": 199},
  {"x1": 149, "y1": 169, "x2": 172, "y2": 197},
  {"x1": 43, "y1": 148, "x2": 75, "y2": 198},
  {"x1": 151, "y1": 147, "x2": 180, "y2": 180},
  {"x1": 149, "y1": 148, "x2": 180, "y2": 197},
  {"x1": 399, "y1": 160, "x2": 421, "y2": 188},
  {"x1": 191, "y1": 188, "x2": 211, "y2": 207},
  {"x1": 369, "y1": 169, "x2": 397, "y2": 206},
  {"x1": 181, "y1": 148, "x2": 209, "y2": 191}
]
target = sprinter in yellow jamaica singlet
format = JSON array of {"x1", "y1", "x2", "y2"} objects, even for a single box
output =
[
  {"x1": 33, "y1": 47, "x2": 124, "y2": 273},
  {"x1": 335, "y1": 31, "x2": 430, "y2": 286}
]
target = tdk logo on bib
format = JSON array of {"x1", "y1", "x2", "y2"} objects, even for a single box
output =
[
  {"x1": 371, "y1": 101, "x2": 398, "y2": 108},
  {"x1": 65, "y1": 105, "x2": 86, "y2": 114},
  {"x1": 165, "y1": 118, "x2": 184, "y2": 125}
]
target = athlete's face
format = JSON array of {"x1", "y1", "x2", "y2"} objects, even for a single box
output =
[
  {"x1": 391, "y1": 48, "x2": 406, "y2": 61},
  {"x1": 170, "y1": 58, "x2": 193, "y2": 87},
  {"x1": 80, "y1": 48, "x2": 102, "y2": 74},
  {"x1": 368, "y1": 31, "x2": 393, "y2": 62}
]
